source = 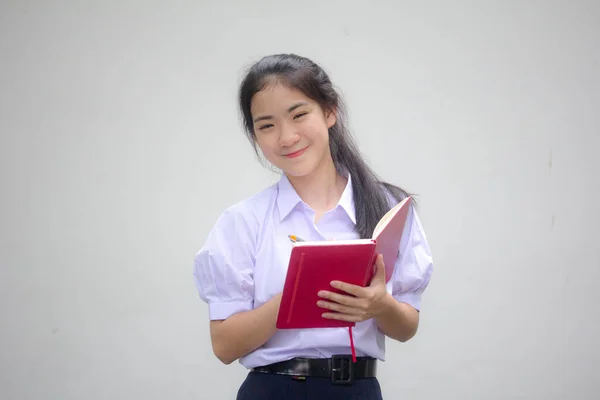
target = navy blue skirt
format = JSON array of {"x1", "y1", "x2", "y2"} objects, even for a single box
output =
[{"x1": 236, "y1": 371, "x2": 384, "y2": 400}]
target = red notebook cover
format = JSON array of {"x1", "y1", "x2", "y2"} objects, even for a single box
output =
[
  {"x1": 277, "y1": 241, "x2": 377, "y2": 329},
  {"x1": 276, "y1": 197, "x2": 412, "y2": 330}
]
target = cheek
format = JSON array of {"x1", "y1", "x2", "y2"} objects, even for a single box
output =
[
  {"x1": 255, "y1": 134, "x2": 272, "y2": 149},
  {"x1": 255, "y1": 135, "x2": 278, "y2": 160},
  {"x1": 305, "y1": 120, "x2": 330, "y2": 146}
]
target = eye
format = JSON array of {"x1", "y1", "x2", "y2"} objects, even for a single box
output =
[
  {"x1": 258, "y1": 124, "x2": 274, "y2": 130},
  {"x1": 293, "y1": 112, "x2": 308, "y2": 120}
]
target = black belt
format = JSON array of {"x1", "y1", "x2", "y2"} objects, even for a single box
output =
[{"x1": 251, "y1": 355, "x2": 377, "y2": 385}]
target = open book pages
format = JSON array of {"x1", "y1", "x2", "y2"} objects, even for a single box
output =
[{"x1": 372, "y1": 197, "x2": 412, "y2": 238}]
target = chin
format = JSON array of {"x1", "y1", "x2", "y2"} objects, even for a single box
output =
[
  {"x1": 278, "y1": 161, "x2": 316, "y2": 178},
  {"x1": 281, "y1": 167, "x2": 311, "y2": 178}
]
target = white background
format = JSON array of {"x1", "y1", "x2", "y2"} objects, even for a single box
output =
[{"x1": 1, "y1": 1, "x2": 599, "y2": 399}]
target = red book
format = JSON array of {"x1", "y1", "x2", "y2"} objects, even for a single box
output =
[{"x1": 276, "y1": 196, "x2": 412, "y2": 330}]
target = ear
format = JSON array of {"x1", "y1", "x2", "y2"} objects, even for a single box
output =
[{"x1": 325, "y1": 107, "x2": 337, "y2": 129}]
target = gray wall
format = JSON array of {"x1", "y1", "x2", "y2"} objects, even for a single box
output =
[{"x1": 1, "y1": 1, "x2": 598, "y2": 399}]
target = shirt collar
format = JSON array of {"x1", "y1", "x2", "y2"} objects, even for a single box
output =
[{"x1": 276, "y1": 172, "x2": 356, "y2": 224}]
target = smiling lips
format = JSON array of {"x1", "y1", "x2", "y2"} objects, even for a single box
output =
[{"x1": 284, "y1": 146, "x2": 308, "y2": 158}]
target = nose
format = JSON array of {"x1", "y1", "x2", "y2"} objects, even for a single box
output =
[{"x1": 278, "y1": 122, "x2": 300, "y2": 147}]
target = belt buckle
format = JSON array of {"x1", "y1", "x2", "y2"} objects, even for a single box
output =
[{"x1": 330, "y1": 355, "x2": 354, "y2": 385}]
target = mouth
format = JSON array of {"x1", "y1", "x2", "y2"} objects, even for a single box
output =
[{"x1": 283, "y1": 146, "x2": 308, "y2": 158}]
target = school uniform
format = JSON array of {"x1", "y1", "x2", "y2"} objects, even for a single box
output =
[{"x1": 193, "y1": 173, "x2": 433, "y2": 399}]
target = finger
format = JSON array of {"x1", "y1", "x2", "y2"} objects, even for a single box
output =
[
  {"x1": 321, "y1": 312, "x2": 362, "y2": 323},
  {"x1": 377, "y1": 253, "x2": 385, "y2": 269},
  {"x1": 370, "y1": 254, "x2": 386, "y2": 285},
  {"x1": 318, "y1": 290, "x2": 363, "y2": 307},
  {"x1": 329, "y1": 280, "x2": 366, "y2": 297},
  {"x1": 317, "y1": 300, "x2": 363, "y2": 316}
]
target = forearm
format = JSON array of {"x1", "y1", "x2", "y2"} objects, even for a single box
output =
[
  {"x1": 374, "y1": 293, "x2": 419, "y2": 342},
  {"x1": 210, "y1": 293, "x2": 281, "y2": 364}
]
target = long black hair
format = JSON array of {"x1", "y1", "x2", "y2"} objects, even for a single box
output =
[{"x1": 238, "y1": 53, "x2": 412, "y2": 239}]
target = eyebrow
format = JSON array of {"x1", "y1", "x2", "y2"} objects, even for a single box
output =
[{"x1": 253, "y1": 102, "x2": 308, "y2": 123}]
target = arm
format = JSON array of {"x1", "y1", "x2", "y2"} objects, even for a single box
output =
[
  {"x1": 378, "y1": 205, "x2": 433, "y2": 342},
  {"x1": 210, "y1": 293, "x2": 281, "y2": 365},
  {"x1": 374, "y1": 294, "x2": 419, "y2": 342},
  {"x1": 193, "y1": 207, "x2": 273, "y2": 364}
]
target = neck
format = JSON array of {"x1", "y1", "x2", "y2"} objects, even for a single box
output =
[{"x1": 286, "y1": 158, "x2": 347, "y2": 218}]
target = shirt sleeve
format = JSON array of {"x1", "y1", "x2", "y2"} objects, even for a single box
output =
[
  {"x1": 193, "y1": 207, "x2": 257, "y2": 320},
  {"x1": 388, "y1": 203, "x2": 434, "y2": 311}
]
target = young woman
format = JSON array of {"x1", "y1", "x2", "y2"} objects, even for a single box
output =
[{"x1": 193, "y1": 54, "x2": 434, "y2": 399}]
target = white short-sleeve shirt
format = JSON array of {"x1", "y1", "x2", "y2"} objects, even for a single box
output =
[{"x1": 193, "y1": 173, "x2": 433, "y2": 369}]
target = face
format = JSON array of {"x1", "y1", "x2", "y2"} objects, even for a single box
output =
[{"x1": 250, "y1": 83, "x2": 336, "y2": 178}]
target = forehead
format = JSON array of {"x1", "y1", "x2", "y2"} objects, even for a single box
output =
[{"x1": 250, "y1": 83, "x2": 314, "y2": 115}]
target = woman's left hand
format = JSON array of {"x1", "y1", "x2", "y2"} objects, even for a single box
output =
[{"x1": 317, "y1": 254, "x2": 390, "y2": 323}]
